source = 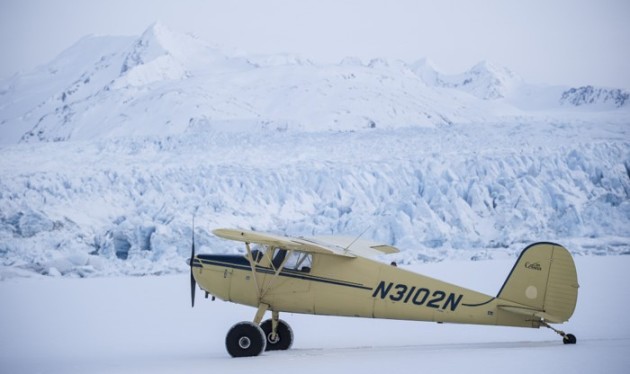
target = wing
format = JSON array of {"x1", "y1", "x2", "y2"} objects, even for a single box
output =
[
  {"x1": 212, "y1": 228, "x2": 356, "y2": 258},
  {"x1": 307, "y1": 235, "x2": 400, "y2": 258}
]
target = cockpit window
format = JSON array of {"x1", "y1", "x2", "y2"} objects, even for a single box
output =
[
  {"x1": 271, "y1": 248, "x2": 287, "y2": 269},
  {"x1": 248, "y1": 244, "x2": 265, "y2": 263},
  {"x1": 249, "y1": 249, "x2": 263, "y2": 263}
]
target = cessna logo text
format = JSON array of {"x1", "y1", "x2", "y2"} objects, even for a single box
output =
[
  {"x1": 372, "y1": 281, "x2": 463, "y2": 311},
  {"x1": 525, "y1": 262, "x2": 542, "y2": 271}
]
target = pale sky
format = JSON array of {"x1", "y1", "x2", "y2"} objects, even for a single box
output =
[{"x1": 1, "y1": 0, "x2": 629, "y2": 88}]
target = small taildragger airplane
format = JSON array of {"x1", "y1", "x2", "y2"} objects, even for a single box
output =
[{"x1": 188, "y1": 227, "x2": 578, "y2": 357}]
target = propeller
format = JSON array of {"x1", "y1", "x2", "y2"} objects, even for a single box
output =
[{"x1": 190, "y1": 215, "x2": 196, "y2": 308}]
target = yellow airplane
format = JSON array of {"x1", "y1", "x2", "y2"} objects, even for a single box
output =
[{"x1": 189, "y1": 227, "x2": 578, "y2": 357}]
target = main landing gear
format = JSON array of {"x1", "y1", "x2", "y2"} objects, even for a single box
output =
[
  {"x1": 225, "y1": 306, "x2": 294, "y2": 357},
  {"x1": 541, "y1": 321, "x2": 577, "y2": 345},
  {"x1": 225, "y1": 322, "x2": 267, "y2": 357}
]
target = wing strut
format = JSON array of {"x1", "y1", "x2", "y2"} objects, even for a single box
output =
[
  {"x1": 244, "y1": 242, "x2": 262, "y2": 300},
  {"x1": 259, "y1": 249, "x2": 293, "y2": 300},
  {"x1": 243, "y1": 243, "x2": 292, "y2": 303}
]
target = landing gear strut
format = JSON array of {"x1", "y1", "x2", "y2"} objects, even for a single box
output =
[
  {"x1": 261, "y1": 318, "x2": 293, "y2": 351},
  {"x1": 541, "y1": 321, "x2": 577, "y2": 344}
]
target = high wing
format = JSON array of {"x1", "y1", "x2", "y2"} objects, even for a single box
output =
[
  {"x1": 212, "y1": 228, "x2": 357, "y2": 258},
  {"x1": 305, "y1": 235, "x2": 399, "y2": 258}
]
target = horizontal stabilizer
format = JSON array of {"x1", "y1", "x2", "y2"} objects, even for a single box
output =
[
  {"x1": 371, "y1": 244, "x2": 400, "y2": 254},
  {"x1": 498, "y1": 305, "x2": 565, "y2": 324}
]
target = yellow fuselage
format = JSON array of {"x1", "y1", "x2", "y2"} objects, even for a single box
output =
[{"x1": 192, "y1": 252, "x2": 539, "y2": 328}]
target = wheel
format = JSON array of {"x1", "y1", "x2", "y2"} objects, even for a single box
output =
[
  {"x1": 260, "y1": 319, "x2": 294, "y2": 351},
  {"x1": 225, "y1": 321, "x2": 267, "y2": 357},
  {"x1": 563, "y1": 333, "x2": 577, "y2": 344}
]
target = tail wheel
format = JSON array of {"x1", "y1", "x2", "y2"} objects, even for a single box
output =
[
  {"x1": 260, "y1": 319, "x2": 294, "y2": 351},
  {"x1": 225, "y1": 322, "x2": 267, "y2": 357},
  {"x1": 563, "y1": 333, "x2": 577, "y2": 345}
]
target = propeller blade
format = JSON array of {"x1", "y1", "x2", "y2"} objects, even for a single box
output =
[{"x1": 190, "y1": 216, "x2": 196, "y2": 308}]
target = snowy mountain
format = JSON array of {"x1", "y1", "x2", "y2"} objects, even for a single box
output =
[
  {"x1": 0, "y1": 22, "x2": 629, "y2": 279},
  {"x1": 560, "y1": 85, "x2": 629, "y2": 108},
  {"x1": 410, "y1": 59, "x2": 523, "y2": 100},
  {"x1": 1, "y1": 22, "x2": 628, "y2": 146}
]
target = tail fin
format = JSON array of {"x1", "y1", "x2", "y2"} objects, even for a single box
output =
[{"x1": 497, "y1": 242, "x2": 579, "y2": 323}]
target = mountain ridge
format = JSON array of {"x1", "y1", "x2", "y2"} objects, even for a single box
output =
[{"x1": 1, "y1": 22, "x2": 628, "y2": 145}]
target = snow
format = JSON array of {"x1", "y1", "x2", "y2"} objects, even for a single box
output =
[
  {"x1": 412, "y1": 59, "x2": 523, "y2": 100},
  {"x1": 1, "y1": 255, "x2": 628, "y2": 373}
]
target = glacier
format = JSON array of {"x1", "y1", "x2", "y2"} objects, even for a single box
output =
[
  {"x1": 0, "y1": 22, "x2": 629, "y2": 278},
  {"x1": 1, "y1": 123, "x2": 628, "y2": 278}
]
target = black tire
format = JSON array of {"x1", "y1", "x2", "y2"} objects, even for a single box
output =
[
  {"x1": 563, "y1": 333, "x2": 577, "y2": 345},
  {"x1": 260, "y1": 319, "x2": 294, "y2": 351},
  {"x1": 225, "y1": 322, "x2": 267, "y2": 357}
]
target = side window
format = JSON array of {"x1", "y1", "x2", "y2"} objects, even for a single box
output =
[{"x1": 284, "y1": 251, "x2": 312, "y2": 273}]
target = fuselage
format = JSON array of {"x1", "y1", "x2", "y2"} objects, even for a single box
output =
[{"x1": 191, "y1": 251, "x2": 538, "y2": 328}]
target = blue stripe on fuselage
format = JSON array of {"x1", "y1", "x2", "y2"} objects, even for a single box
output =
[{"x1": 194, "y1": 254, "x2": 371, "y2": 290}]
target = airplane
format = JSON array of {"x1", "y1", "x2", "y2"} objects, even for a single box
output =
[{"x1": 188, "y1": 227, "x2": 578, "y2": 357}]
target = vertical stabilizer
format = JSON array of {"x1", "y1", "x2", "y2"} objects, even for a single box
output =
[{"x1": 497, "y1": 243, "x2": 578, "y2": 323}]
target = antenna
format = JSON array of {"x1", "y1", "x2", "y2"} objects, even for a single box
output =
[{"x1": 344, "y1": 226, "x2": 371, "y2": 251}]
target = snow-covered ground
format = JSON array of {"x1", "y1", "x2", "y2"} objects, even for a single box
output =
[{"x1": 1, "y1": 255, "x2": 628, "y2": 374}]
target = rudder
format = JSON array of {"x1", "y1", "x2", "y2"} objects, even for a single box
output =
[{"x1": 497, "y1": 242, "x2": 578, "y2": 323}]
